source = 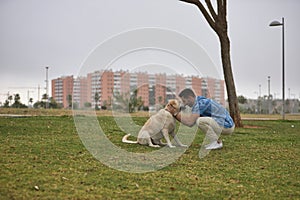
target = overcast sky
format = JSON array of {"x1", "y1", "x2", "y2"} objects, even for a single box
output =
[{"x1": 1, "y1": 0, "x2": 299, "y2": 104}]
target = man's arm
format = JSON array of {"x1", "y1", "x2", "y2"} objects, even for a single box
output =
[{"x1": 174, "y1": 112, "x2": 199, "y2": 127}]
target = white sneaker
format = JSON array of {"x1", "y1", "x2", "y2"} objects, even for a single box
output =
[{"x1": 205, "y1": 140, "x2": 223, "y2": 150}]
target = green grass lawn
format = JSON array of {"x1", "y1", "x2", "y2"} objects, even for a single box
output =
[{"x1": 0, "y1": 115, "x2": 299, "y2": 199}]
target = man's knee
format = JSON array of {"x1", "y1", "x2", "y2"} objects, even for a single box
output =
[
  {"x1": 196, "y1": 117, "x2": 215, "y2": 127},
  {"x1": 196, "y1": 117, "x2": 222, "y2": 134},
  {"x1": 196, "y1": 117, "x2": 213, "y2": 132},
  {"x1": 222, "y1": 125, "x2": 235, "y2": 135}
]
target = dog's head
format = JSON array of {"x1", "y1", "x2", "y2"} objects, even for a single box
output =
[{"x1": 165, "y1": 99, "x2": 180, "y2": 113}]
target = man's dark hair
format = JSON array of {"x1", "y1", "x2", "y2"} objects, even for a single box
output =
[{"x1": 178, "y1": 88, "x2": 196, "y2": 98}]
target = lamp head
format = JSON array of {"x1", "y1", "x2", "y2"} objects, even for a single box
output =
[{"x1": 269, "y1": 21, "x2": 282, "y2": 26}]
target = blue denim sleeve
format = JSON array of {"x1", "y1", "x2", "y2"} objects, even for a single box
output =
[{"x1": 191, "y1": 100, "x2": 200, "y2": 114}]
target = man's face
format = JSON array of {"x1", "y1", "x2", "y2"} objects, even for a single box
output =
[{"x1": 181, "y1": 96, "x2": 195, "y2": 107}]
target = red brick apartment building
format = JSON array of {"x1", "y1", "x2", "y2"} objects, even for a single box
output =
[
  {"x1": 52, "y1": 70, "x2": 225, "y2": 109},
  {"x1": 51, "y1": 76, "x2": 74, "y2": 108}
]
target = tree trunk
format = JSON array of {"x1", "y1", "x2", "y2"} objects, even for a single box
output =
[
  {"x1": 179, "y1": 0, "x2": 243, "y2": 127},
  {"x1": 218, "y1": 33, "x2": 242, "y2": 127}
]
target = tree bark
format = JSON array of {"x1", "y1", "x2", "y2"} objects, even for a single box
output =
[
  {"x1": 179, "y1": 0, "x2": 243, "y2": 127},
  {"x1": 218, "y1": 33, "x2": 242, "y2": 127}
]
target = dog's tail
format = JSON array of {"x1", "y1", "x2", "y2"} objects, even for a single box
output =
[{"x1": 122, "y1": 134, "x2": 138, "y2": 144}]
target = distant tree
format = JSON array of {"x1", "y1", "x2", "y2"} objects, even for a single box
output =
[
  {"x1": 33, "y1": 96, "x2": 60, "y2": 109},
  {"x1": 137, "y1": 96, "x2": 143, "y2": 111},
  {"x1": 94, "y1": 92, "x2": 100, "y2": 110},
  {"x1": 238, "y1": 95, "x2": 247, "y2": 104},
  {"x1": 33, "y1": 101, "x2": 45, "y2": 109},
  {"x1": 29, "y1": 98, "x2": 33, "y2": 105},
  {"x1": 158, "y1": 96, "x2": 163, "y2": 104},
  {"x1": 102, "y1": 100, "x2": 107, "y2": 110},
  {"x1": 129, "y1": 89, "x2": 144, "y2": 113},
  {"x1": 179, "y1": 0, "x2": 242, "y2": 127},
  {"x1": 8, "y1": 95, "x2": 13, "y2": 106},
  {"x1": 11, "y1": 94, "x2": 27, "y2": 108},
  {"x1": 149, "y1": 86, "x2": 156, "y2": 105},
  {"x1": 12, "y1": 94, "x2": 20, "y2": 108},
  {"x1": 42, "y1": 93, "x2": 48, "y2": 101},
  {"x1": 3, "y1": 100, "x2": 9, "y2": 108},
  {"x1": 113, "y1": 91, "x2": 129, "y2": 111},
  {"x1": 14, "y1": 94, "x2": 20, "y2": 103},
  {"x1": 143, "y1": 106, "x2": 149, "y2": 111},
  {"x1": 67, "y1": 94, "x2": 72, "y2": 109},
  {"x1": 112, "y1": 90, "x2": 144, "y2": 112},
  {"x1": 49, "y1": 97, "x2": 61, "y2": 109},
  {"x1": 41, "y1": 93, "x2": 49, "y2": 108}
]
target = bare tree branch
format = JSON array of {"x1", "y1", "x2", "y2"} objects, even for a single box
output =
[
  {"x1": 223, "y1": 0, "x2": 227, "y2": 20},
  {"x1": 205, "y1": 0, "x2": 217, "y2": 21},
  {"x1": 217, "y1": 0, "x2": 222, "y2": 20},
  {"x1": 179, "y1": 0, "x2": 216, "y2": 31}
]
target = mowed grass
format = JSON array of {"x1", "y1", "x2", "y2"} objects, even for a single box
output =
[{"x1": 0, "y1": 115, "x2": 299, "y2": 199}]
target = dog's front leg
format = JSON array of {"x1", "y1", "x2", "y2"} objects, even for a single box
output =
[
  {"x1": 162, "y1": 129, "x2": 175, "y2": 148},
  {"x1": 140, "y1": 130, "x2": 160, "y2": 147},
  {"x1": 171, "y1": 132, "x2": 188, "y2": 147},
  {"x1": 157, "y1": 140, "x2": 167, "y2": 146},
  {"x1": 148, "y1": 140, "x2": 161, "y2": 148}
]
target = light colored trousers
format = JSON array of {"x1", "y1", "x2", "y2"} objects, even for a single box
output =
[{"x1": 196, "y1": 117, "x2": 235, "y2": 142}]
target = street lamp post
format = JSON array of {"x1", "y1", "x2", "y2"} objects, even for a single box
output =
[
  {"x1": 45, "y1": 66, "x2": 49, "y2": 109},
  {"x1": 269, "y1": 17, "x2": 285, "y2": 120},
  {"x1": 268, "y1": 76, "x2": 271, "y2": 99}
]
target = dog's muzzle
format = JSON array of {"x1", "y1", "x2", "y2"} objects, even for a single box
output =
[{"x1": 180, "y1": 105, "x2": 186, "y2": 111}]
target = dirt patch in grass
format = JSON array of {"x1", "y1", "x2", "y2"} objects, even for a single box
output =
[{"x1": 243, "y1": 125, "x2": 264, "y2": 129}]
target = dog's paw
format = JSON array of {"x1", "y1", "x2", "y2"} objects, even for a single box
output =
[
  {"x1": 150, "y1": 144, "x2": 160, "y2": 148},
  {"x1": 168, "y1": 145, "x2": 176, "y2": 148},
  {"x1": 180, "y1": 144, "x2": 188, "y2": 148}
]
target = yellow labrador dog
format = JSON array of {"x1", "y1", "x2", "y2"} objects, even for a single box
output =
[{"x1": 122, "y1": 99, "x2": 187, "y2": 148}]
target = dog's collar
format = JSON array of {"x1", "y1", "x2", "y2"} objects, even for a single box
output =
[{"x1": 165, "y1": 108, "x2": 178, "y2": 117}]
